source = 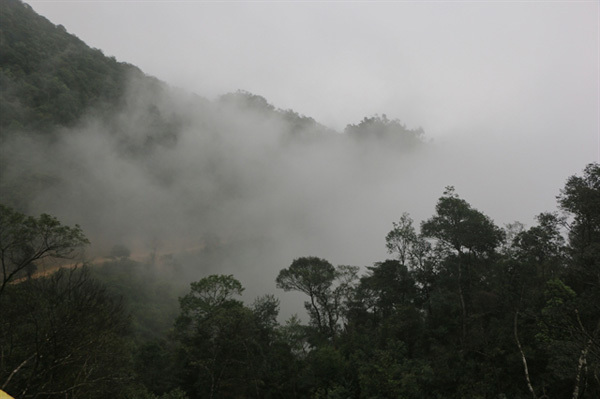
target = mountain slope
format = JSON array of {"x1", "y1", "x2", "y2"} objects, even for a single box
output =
[
  {"x1": 0, "y1": 0, "x2": 428, "y2": 270},
  {"x1": 0, "y1": 0, "x2": 139, "y2": 133}
]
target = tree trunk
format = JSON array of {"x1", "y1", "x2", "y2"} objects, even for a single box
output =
[
  {"x1": 458, "y1": 262, "x2": 467, "y2": 345},
  {"x1": 514, "y1": 310, "x2": 537, "y2": 399},
  {"x1": 572, "y1": 339, "x2": 591, "y2": 399}
]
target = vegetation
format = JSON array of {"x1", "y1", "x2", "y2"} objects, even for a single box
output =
[
  {"x1": 345, "y1": 114, "x2": 425, "y2": 148},
  {"x1": 1, "y1": 163, "x2": 598, "y2": 398},
  {"x1": 0, "y1": 0, "x2": 138, "y2": 134},
  {"x1": 1, "y1": 267, "x2": 132, "y2": 398},
  {"x1": 0, "y1": 204, "x2": 89, "y2": 297},
  {"x1": 0, "y1": 2, "x2": 597, "y2": 397}
]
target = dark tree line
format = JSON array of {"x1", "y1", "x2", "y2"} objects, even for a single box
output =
[
  {"x1": 1, "y1": 164, "x2": 598, "y2": 398},
  {"x1": 163, "y1": 163, "x2": 599, "y2": 398}
]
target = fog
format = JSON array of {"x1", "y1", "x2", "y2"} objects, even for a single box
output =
[
  {"x1": 1, "y1": 76, "x2": 590, "y2": 317},
  {"x1": 6, "y1": 1, "x2": 599, "y2": 316}
]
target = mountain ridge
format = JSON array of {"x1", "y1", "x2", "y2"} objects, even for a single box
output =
[{"x1": 0, "y1": 0, "x2": 424, "y2": 145}]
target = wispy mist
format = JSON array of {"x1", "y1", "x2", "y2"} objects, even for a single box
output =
[{"x1": 1, "y1": 67, "x2": 591, "y2": 317}]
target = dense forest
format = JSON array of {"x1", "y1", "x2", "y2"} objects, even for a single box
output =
[
  {"x1": 1, "y1": 163, "x2": 599, "y2": 398},
  {"x1": 1, "y1": 1, "x2": 598, "y2": 398}
]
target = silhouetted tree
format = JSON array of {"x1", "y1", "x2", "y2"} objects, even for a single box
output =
[{"x1": 0, "y1": 204, "x2": 89, "y2": 298}]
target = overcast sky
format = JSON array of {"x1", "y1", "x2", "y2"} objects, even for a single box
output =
[{"x1": 27, "y1": 1, "x2": 597, "y2": 140}]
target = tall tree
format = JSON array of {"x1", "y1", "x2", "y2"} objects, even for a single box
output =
[
  {"x1": 558, "y1": 163, "x2": 600, "y2": 290},
  {"x1": 421, "y1": 187, "x2": 504, "y2": 346},
  {"x1": 276, "y1": 257, "x2": 358, "y2": 340},
  {"x1": 556, "y1": 163, "x2": 600, "y2": 397},
  {"x1": 174, "y1": 275, "x2": 276, "y2": 399},
  {"x1": 385, "y1": 212, "x2": 418, "y2": 266}
]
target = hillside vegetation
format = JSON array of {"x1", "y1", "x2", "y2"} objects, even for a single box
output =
[
  {"x1": 0, "y1": 0, "x2": 138, "y2": 133},
  {"x1": 1, "y1": 1, "x2": 597, "y2": 398}
]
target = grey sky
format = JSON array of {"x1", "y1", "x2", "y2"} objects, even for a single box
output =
[{"x1": 28, "y1": 1, "x2": 598, "y2": 142}]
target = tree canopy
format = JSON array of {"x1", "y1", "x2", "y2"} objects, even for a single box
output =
[
  {"x1": 0, "y1": 204, "x2": 89, "y2": 297},
  {"x1": 1, "y1": 163, "x2": 599, "y2": 398}
]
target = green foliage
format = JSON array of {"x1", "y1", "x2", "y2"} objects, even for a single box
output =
[
  {"x1": 512, "y1": 212, "x2": 566, "y2": 281},
  {"x1": 178, "y1": 274, "x2": 244, "y2": 321},
  {"x1": 356, "y1": 342, "x2": 434, "y2": 399},
  {"x1": 174, "y1": 275, "x2": 281, "y2": 398},
  {"x1": 252, "y1": 293, "x2": 280, "y2": 331},
  {"x1": 0, "y1": 0, "x2": 137, "y2": 133},
  {"x1": 0, "y1": 267, "x2": 133, "y2": 398},
  {"x1": 276, "y1": 257, "x2": 336, "y2": 336},
  {"x1": 421, "y1": 186, "x2": 505, "y2": 256},
  {"x1": 218, "y1": 90, "x2": 276, "y2": 113},
  {"x1": 306, "y1": 346, "x2": 347, "y2": 397},
  {"x1": 345, "y1": 114, "x2": 424, "y2": 148},
  {"x1": 0, "y1": 203, "x2": 89, "y2": 297},
  {"x1": 9, "y1": 7, "x2": 566, "y2": 396},
  {"x1": 277, "y1": 257, "x2": 358, "y2": 340},
  {"x1": 558, "y1": 163, "x2": 600, "y2": 288},
  {"x1": 385, "y1": 212, "x2": 424, "y2": 268},
  {"x1": 217, "y1": 90, "x2": 332, "y2": 139},
  {"x1": 277, "y1": 257, "x2": 336, "y2": 297},
  {"x1": 544, "y1": 277, "x2": 576, "y2": 308},
  {"x1": 90, "y1": 259, "x2": 186, "y2": 396},
  {"x1": 91, "y1": 258, "x2": 181, "y2": 342},
  {"x1": 134, "y1": 340, "x2": 179, "y2": 396},
  {"x1": 357, "y1": 260, "x2": 417, "y2": 321},
  {"x1": 121, "y1": 386, "x2": 189, "y2": 399},
  {"x1": 159, "y1": 389, "x2": 190, "y2": 399}
]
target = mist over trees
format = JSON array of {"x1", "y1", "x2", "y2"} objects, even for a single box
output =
[
  {"x1": 1, "y1": 1, "x2": 598, "y2": 398},
  {"x1": 1, "y1": 164, "x2": 598, "y2": 398},
  {"x1": 1, "y1": 0, "x2": 430, "y2": 286}
]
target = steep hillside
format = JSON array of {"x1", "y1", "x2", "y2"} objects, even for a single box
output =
[
  {"x1": 0, "y1": 1, "x2": 332, "y2": 140},
  {"x1": 0, "y1": 0, "x2": 140, "y2": 133},
  {"x1": 0, "y1": 0, "x2": 428, "y2": 267}
]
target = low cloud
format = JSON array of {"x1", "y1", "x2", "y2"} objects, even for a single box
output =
[{"x1": 0, "y1": 74, "x2": 591, "y2": 317}]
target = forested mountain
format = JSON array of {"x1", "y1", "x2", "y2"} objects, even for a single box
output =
[
  {"x1": 0, "y1": 0, "x2": 424, "y2": 143},
  {"x1": 0, "y1": 0, "x2": 423, "y2": 217},
  {"x1": 0, "y1": 0, "x2": 139, "y2": 132},
  {"x1": 1, "y1": 1, "x2": 598, "y2": 398},
  {"x1": 0, "y1": 0, "x2": 334, "y2": 141}
]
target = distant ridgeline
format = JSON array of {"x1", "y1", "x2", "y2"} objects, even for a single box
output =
[
  {"x1": 0, "y1": 0, "x2": 425, "y2": 145},
  {"x1": 345, "y1": 114, "x2": 425, "y2": 148},
  {"x1": 0, "y1": 0, "x2": 426, "y2": 210}
]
